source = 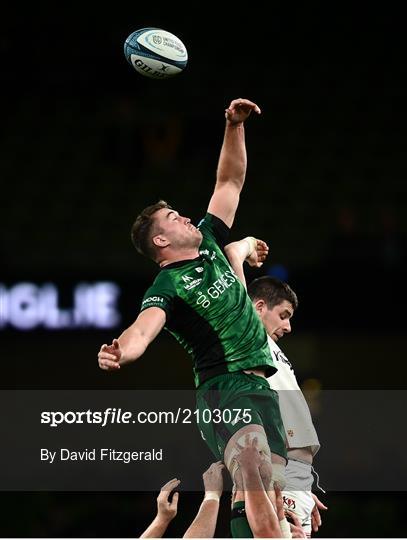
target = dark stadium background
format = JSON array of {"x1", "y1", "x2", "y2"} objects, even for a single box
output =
[{"x1": 1, "y1": 3, "x2": 406, "y2": 537}]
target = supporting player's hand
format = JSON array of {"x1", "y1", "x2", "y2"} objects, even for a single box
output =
[
  {"x1": 246, "y1": 238, "x2": 269, "y2": 268},
  {"x1": 285, "y1": 511, "x2": 307, "y2": 538},
  {"x1": 202, "y1": 461, "x2": 224, "y2": 498},
  {"x1": 156, "y1": 478, "x2": 180, "y2": 522},
  {"x1": 274, "y1": 482, "x2": 286, "y2": 522},
  {"x1": 98, "y1": 339, "x2": 122, "y2": 370},
  {"x1": 311, "y1": 493, "x2": 328, "y2": 532},
  {"x1": 225, "y1": 98, "x2": 261, "y2": 124},
  {"x1": 235, "y1": 434, "x2": 263, "y2": 471}
]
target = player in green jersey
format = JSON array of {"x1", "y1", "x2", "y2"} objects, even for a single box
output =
[{"x1": 97, "y1": 98, "x2": 287, "y2": 491}]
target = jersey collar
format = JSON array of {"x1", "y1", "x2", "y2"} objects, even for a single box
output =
[{"x1": 161, "y1": 256, "x2": 201, "y2": 270}]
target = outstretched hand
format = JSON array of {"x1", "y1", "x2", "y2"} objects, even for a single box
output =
[
  {"x1": 311, "y1": 493, "x2": 328, "y2": 532},
  {"x1": 98, "y1": 339, "x2": 122, "y2": 370},
  {"x1": 140, "y1": 478, "x2": 180, "y2": 538},
  {"x1": 156, "y1": 478, "x2": 180, "y2": 522},
  {"x1": 225, "y1": 98, "x2": 261, "y2": 124}
]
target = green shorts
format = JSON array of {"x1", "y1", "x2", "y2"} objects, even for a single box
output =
[{"x1": 196, "y1": 371, "x2": 287, "y2": 461}]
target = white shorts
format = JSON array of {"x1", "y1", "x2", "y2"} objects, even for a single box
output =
[
  {"x1": 283, "y1": 488, "x2": 314, "y2": 536},
  {"x1": 283, "y1": 459, "x2": 315, "y2": 537}
]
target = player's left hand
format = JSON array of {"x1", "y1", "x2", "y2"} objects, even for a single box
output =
[
  {"x1": 225, "y1": 98, "x2": 261, "y2": 124},
  {"x1": 246, "y1": 238, "x2": 269, "y2": 268},
  {"x1": 311, "y1": 493, "x2": 328, "y2": 532}
]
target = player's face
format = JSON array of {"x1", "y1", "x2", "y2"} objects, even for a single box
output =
[
  {"x1": 259, "y1": 300, "x2": 294, "y2": 342},
  {"x1": 153, "y1": 208, "x2": 202, "y2": 250}
]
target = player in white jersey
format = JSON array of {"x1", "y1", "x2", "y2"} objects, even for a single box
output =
[{"x1": 225, "y1": 239, "x2": 327, "y2": 537}]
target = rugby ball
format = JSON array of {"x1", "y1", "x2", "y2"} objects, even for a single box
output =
[{"x1": 124, "y1": 27, "x2": 188, "y2": 79}]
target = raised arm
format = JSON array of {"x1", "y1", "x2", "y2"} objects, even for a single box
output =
[
  {"x1": 183, "y1": 461, "x2": 224, "y2": 538},
  {"x1": 140, "y1": 478, "x2": 180, "y2": 538},
  {"x1": 207, "y1": 98, "x2": 261, "y2": 228},
  {"x1": 98, "y1": 307, "x2": 166, "y2": 370}
]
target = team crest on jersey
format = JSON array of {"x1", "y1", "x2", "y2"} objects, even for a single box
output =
[
  {"x1": 195, "y1": 267, "x2": 204, "y2": 273},
  {"x1": 275, "y1": 350, "x2": 293, "y2": 371}
]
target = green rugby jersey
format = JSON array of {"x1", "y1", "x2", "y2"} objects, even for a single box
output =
[{"x1": 140, "y1": 213, "x2": 276, "y2": 387}]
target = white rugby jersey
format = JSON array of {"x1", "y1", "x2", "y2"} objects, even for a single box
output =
[{"x1": 267, "y1": 336, "x2": 320, "y2": 455}]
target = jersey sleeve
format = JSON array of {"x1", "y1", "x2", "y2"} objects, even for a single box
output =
[
  {"x1": 197, "y1": 213, "x2": 230, "y2": 249},
  {"x1": 140, "y1": 280, "x2": 176, "y2": 320}
]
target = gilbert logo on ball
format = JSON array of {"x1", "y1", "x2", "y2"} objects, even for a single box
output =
[{"x1": 124, "y1": 28, "x2": 188, "y2": 79}]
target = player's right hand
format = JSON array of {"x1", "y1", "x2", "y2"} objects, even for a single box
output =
[
  {"x1": 98, "y1": 339, "x2": 122, "y2": 370},
  {"x1": 225, "y1": 98, "x2": 261, "y2": 124},
  {"x1": 202, "y1": 461, "x2": 224, "y2": 497}
]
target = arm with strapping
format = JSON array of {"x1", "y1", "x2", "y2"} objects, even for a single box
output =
[
  {"x1": 224, "y1": 237, "x2": 269, "y2": 289},
  {"x1": 140, "y1": 478, "x2": 180, "y2": 538},
  {"x1": 183, "y1": 461, "x2": 224, "y2": 538}
]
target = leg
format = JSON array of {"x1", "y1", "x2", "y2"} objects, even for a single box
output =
[
  {"x1": 283, "y1": 459, "x2": 316, "y2": 537},
  {"x1": 228, "y1": 431, "x2": 283, "y2": 538},
  {"x1": 196, "y1": 372, "x2": 287, "y2": 537}
]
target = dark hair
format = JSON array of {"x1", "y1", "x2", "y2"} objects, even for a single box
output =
[
  {"x1": 130, "y1": 200, "x2": 172, "y2": 260},
  {"x1": 248, "y1": 276, "x2": 298, "y2": 310}
]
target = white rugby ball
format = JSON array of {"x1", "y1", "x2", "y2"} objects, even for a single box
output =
[{"x1": 124, "y1": 27, "x2": 188, "y2": 79}]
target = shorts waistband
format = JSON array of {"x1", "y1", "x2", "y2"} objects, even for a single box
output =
[
  {"x1": 288, "y1": 457, "x2": 313, "y2": 468},
  {"x1": 198, "y1": 363, "x2": 274, "y2": 387},
  {"x1": 197, "y1": 368, "x2": 271, "y2": 389}
]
